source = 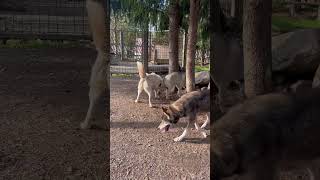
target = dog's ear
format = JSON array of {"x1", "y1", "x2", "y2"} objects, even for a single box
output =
[{"x1": 161, "y1": 107, "x2": 170, "y2": 117}]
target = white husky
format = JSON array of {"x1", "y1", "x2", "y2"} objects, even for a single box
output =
[{"x1": 135, "y1": 61, "x2": 163, "y2": 108}]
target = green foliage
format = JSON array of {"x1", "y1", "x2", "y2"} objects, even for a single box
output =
[
  {"x1": 272, "y1": 16, "x2": 320, "y2": 33},
  {"x1": 117, "y1": 0, "x2": 166, "y2": 29},
  {"x1": 195, "y1": 65, "x2": 210, "y2": 72}
]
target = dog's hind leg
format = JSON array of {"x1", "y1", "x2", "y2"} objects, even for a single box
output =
[
  {"x1": 144, "y1": 86, "x2": 153, "y2": 108},
  {"x1": 135, "y1": 79, "x2": 143, "y2": 103},
  {"x1": 201, "y1": 113, "x2": 210, "y2": 129},
  {"x1": 194, "y1": 122, "x2": 208, "y2": 138}
]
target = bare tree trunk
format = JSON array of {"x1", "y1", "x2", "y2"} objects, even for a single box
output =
[
  {"x1": 201, "y1": 47, "x2": 205, "y2": 66},
  {"x1": 231, "y1": 0, "x2": 236, "y2": 17},
  {"x1": 243, "y1": 0, "x2": 272, "y2": 98},
  {"x1": 114, "y1": 14, "x2": 119, "y2": 54},
  {"x1": 289, "y1": 3, "x2": 296, "y2": 17},
  {"x1": 186, "y1": 0, "x2": 200, "y2": 92},
  {"x1": 168, "y1": 0, "x2": 180, "y2": 73},
  {"x1": 142, "y1": 26, "x2": 149, "y2": 73},
  {"x1": 317, "y1": 5, "x2": 320, "y2": 21},
  {"x1": 182, "y1": 30, "x2": 188, "y2": 70},
  {"x1": 235, "y1": 0, "x2": 243, "y2": 28}
]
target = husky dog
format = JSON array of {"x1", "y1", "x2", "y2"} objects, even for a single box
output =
[
  {"x1": 158, "y1": 89, "x2": 210, "y2": 142},
  {"x1": 80, "y1": 0, "x2": 107, "y2": 129},
  {"x1": 211, "y1": 88, "x2": 320, "y2": 180},
  {"x1": 163, "y1": 71, "x2": 186, "y2": 100},
  {"x1": 135, "y1": 61, "x2": 163, "y2": 108}
]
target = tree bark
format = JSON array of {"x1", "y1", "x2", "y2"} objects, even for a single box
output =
[
  {"x1": 142, "y1": 26, "x2": 149, "y2": 73},
  {"x1": 243, "y1": 0, "x2": 272, "y2": 98},
  {"x1": 317, "y1": 5, "x2": 320, "y2": 21},
  {"x1": 182, "y1": 30, "x2": 188, "y2": 70},
  {"x1": 186, "y1": 0, "x2": 200, "y2": 92},
  {"x1": 231, "y1": 0, "x2": 236, "y2": 17},
  {"x1": 168, "y1": 0, "x2": 180, "y2": 73}
]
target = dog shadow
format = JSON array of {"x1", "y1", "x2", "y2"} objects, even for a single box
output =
[{"x1": 182, "y1": 137, "x2": 210, "y2": 144}]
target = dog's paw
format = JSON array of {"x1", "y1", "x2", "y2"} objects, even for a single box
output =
[
  {"x1": 174, "y1": 137, "x2": 184, "y2": 142},
  {"x1": 149, "y1": 104, "x2": 153, "y2": 108},
  {"x1": 134, "y1": 100, "x2": 139, "y2": 103},
  {"x1": 201, "y1": 132, "x2": 208, "y2": 138},
  {"x1": 80, "y1": 122, "x2": 89, "y2": 129}
]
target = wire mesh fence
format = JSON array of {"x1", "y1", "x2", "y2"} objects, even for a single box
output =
[
  {"x1": 0, "y1": 0, "x2": 209, "y2": 75},
  {"x1": 0, "y1": 0, "x2": 89, "y2": 40}
]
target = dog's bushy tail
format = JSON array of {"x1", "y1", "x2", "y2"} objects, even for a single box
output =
[
  {"x1": 86, "y1": 0, "x2": 106, "y2": 51},
  {"x1": 136, "y1": 61, "x2": 146, "y2": 78}
]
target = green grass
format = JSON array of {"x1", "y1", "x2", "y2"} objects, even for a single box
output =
[
  {"x1": 272, "y1": 16, "x2": 320, "y2": 33},
  {"x1": 0, "y1": 39, "x2": 80, "y2": 48},
  {"x1": 195, "y1": 65, "x2": 210, "y2": 72}
]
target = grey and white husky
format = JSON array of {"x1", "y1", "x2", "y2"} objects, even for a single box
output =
[
  {"x1": 135, "y1": 61, "x2": 163, "y2": 108},
  {"x1": 158, "y1": 89, "x2": 210, "y2": 142}
]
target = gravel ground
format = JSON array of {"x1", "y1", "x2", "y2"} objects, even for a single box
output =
[
  {"x1": 2, "y1": 47, "x2": 318, "y2": 180},
  {"x1": 0, "y1": 47, "x2": 107, "y2": 179},
  {"x1": 110, "y1": 76, "x2": 210, "y2": 180}
]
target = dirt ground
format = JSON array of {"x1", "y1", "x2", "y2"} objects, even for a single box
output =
[
  {"x1": 0, "y1": 47, "x2": 107, "y2": 179},
  {"x1": 0, "y1": 47, "x2": 209, "y2": 180},
  {"x1": 110, "y1": 77, "x2": 210, "y2": 180}
]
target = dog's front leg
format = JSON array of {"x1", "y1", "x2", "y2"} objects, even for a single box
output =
[
  {"x1": 174, "y1": 121, "x2": 189, "y2": 142},
  {"x1": 81, "y1": 84, "x2": 102, "y2": 129}
]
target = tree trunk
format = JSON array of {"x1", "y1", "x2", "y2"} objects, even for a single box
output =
[
  {"x1": 235, "y1": 0, "x2": 243, "y2": 28},
  {"x1": 289, "y1": 3, "x2": 296, "y2": 17},
  {"x1": 231, "y1": 0, "x2": 236, "y2": 17},
  {"x1": 182, "y1": 30, "x2": 188, "y2": 70},
  {"x1": 186, "y1": 0, "x2": 200, "y2": 93},
  {"x1": 142, "y1": 26, "x2": 149, "y2": 73},
  {"x1": 243, "y1": 0, "x2": 272, "y2": 98},
  {"x1": 168, "y1": 0, "x2": 180, "y2": 73},
  {"x1": 114, "y1": 14, "x2": 119, "y2": 54},
  {"x1": 317, "y1": 5, "x2": 320, "y2": 21}
]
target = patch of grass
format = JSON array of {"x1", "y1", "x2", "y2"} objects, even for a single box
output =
[
  {"x1": 195, "y1": 65, "x2": 210, "y2": 72},
  {"x1": 0, "y1": 39, "x2": 80, "y2": 48},
  {"x1": 111, "y1": 73, "x2": 133, "y2": 78},
  {"x1": 272, "y1": 15, "x2": 320, "y2": 33}
]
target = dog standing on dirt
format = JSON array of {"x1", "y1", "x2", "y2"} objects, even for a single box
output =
[
  {"x1": 158, "y1": 89, "x2": 210, "y2": 142},
  {"x1": 80, "y1": 0, "x2": 107, "y2": 129},
  {"x1": 211, "y1": 88, "x2": 320, "y2": 180},
  {"x1": 135, "y1": 61, "x2": 163, "y2": 108},
  {"x1": 163, "y1": 71, "x2": 186, "y2": 100}
]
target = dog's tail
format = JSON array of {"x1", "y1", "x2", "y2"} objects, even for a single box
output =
[{"x1": 136, "y1": 61, "x2": 146, "y2": 78}]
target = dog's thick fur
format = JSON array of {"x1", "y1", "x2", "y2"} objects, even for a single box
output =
[
  {"x1": 211, "y1": 88, "x2": 320, "y2": 180},
  {"x1": 163, "y1": 71, "x2": 186, "y2": 99},
  {"x1": 135, "y1": 61, "x2": 163, "y2": 107},
  {"x1": 159, "y1": 89, "x2": 210, "y2": 142},
  {"x1": 80, "y1": 0, "x2": 107, "y2": 129}
]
